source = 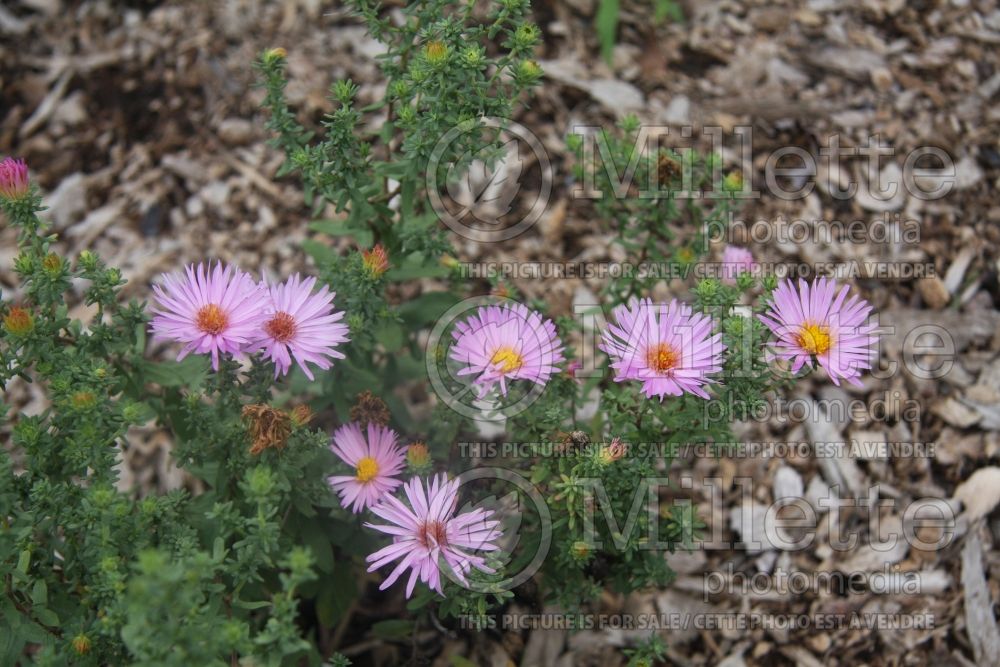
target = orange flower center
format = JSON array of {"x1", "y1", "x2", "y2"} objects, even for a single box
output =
[
  {"x1": 490, "y1": 346, "x2": 524, "y2": 374},
  {"x1": 418, "y1": 519, "x2": 448, "y2": 549},
  {"x1": 355, "y1": 456, "x2": 379, "y2": 483},
  {"x1": 646, "y1": 343, "x2": 678, "y2": 374},
  {"x1": 264, "y1": 311, "x2": 297, "y2": 343},
  {"x1": 796, "y1": 322, "x2": 832, "y2": 355},
  {"x1": 195, "y1": 304, "x2": 228, "y2": 335}
]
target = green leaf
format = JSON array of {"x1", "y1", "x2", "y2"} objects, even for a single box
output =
[
  {"x1": 139, "y1": 356, "x2": 210, "y2": 389},
  {"x1": 310, "y1": 219, "x2": 374, "y2": 247},
  {"x1": 370, "y1": 619, "x2": 413, "y2": 641},
  {"x1": 301, "y1": 239, "x2": 339, "y2": 267},
  {"x1": 395, "y1": 292, "x2": 459, "y2": 327},
  {"x1": 373, "y1": 320, "x2": 405, "y2": 352},
  {"x1": 596, "y1": 0, "x2": 620, "y2": 64},
  {"x1": 31, "y1": 580, "x2": 47, "y2": 606}
]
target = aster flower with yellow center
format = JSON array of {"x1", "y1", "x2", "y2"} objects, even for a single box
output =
[
  {"x1": 449, "y1": 302, "x2": 565, "y2": 398},
  {"x1": 759, "y1": 277, "x2": 878, "y2": 387},
  {"x1": 328, "y1": 422, "x2": 406, "y2": 513}
]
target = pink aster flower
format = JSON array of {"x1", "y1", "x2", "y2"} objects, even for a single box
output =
[
  {"x1": 365, "y1": 474, "x2": 502, "y2": 597},
  {"x1": 150, "y1": 262, "x2": 266, "y2": 370},
  {"x1": 720, "y1": 245, "x2": 757, "y2": 284},
  {"x1": 758, "y1": 277, "x2": 877, "y2": 387},
  {"x1": 449, "y1": 302, "x2": 564, "y2": 397},
  {"x1": 253, "y1": 274, "x2": 349, "y2": 380},
  {"x1": 328, "y1": 422, "x2": 406, "y2": 513},
  {"x1": 601, "y1": 298, "x2": 725, "y2": 400},
  {"x1": 0, "y1": 157, "x2": 29, "y2": 201}
]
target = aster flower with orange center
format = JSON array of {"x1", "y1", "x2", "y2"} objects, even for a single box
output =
[
  {"x1": 758, "y1": 277, "x2": 878, "y2": 387},
  {"x1": 601, "y1": 298, "x2": 725, "y2": 400},
  {"x1": 150, "y1": 263, "x2": 266, "y2": 370},
  {"x1": 253, "y1": 274, "x2": 349, "y2": 380},
  {"x1": 0, "y1": 157, "x2": 29, "y2": 201},
  {"x1": 365, "y1": 474, "x2": 502, "y2": 597},
  {"x1": 449, "y1": 302, "x2": 564, "y2": 398},
  {"x1": 328, "y1": 422, "x2": 406, "y2": 513}
]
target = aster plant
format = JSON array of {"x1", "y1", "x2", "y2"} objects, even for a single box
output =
[{"x1": 2, "y1": 0, "x2": 887, "y2": 663}]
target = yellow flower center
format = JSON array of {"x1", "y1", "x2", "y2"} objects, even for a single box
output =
[
  {"x1": 796, "y1": 322, "x2": 832, "y2": 355},
  {"x1": 195, "y1": 304, "x2": 228, "y2": 335},
  {"x1": 355, "y1": 456, "x2": 379, "y2": 483},
  {"x1": 646, "y1": 343, "x2": 678, "y2": 374},
  {"x1": 490, "y1": 346, "x2": 524, "y2": 374}
]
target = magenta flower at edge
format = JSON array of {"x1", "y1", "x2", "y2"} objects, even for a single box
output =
[
  {"x1": 253, "y1": 274, "x2": 349, "y2": 380},
  {"x1": 601, "y1": 298, "x2": 725, "y2": 400},
  {"x1": 0, "y1": 157, "x2": 29, "y2": 200},
  {"x1": 720, "y1": 245, "x2": 757, "y2": 284},
  {"x1": 449, "y1": 302, "x2": 564, "y2": 397},
  {"x1": 365, "y1": 474, "x2": 502, "y2": 597},
  {"x1": 758, "y1": 277, "x2": 877, "y2": 387},
  {"x1": 150, "y1": 262, "x2": 266, "y2": 370},
  {"x1": 328, "y1": 422, "x2": 406, "y2": 513}
]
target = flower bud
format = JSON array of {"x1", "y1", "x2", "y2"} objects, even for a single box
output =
[
  {"x1": 0, "y1": 157, "x2": 29, "y2": 201},
  {"x1": 262, "y1": 47, "x2": 287, "y2": 66},
  {"x1": 406, "y1": 442, "x2": 431, "y2": 472},
  {"x1": 72, "y1": 634, "x2": 91, "y2": 655},
  {"x1": 424, "y1": 40, "x2": 449, "y2": 66},
  {"x1": 42, "y1": 252, "x2": 62, "y2": 276},
  {"x1": 3, "y1": 306, "x2": 33, "y2": 336},
  {"x1": 722, "y1": 170, "x2": 744, "y2": 193},
  {"x1": 361, "y1": 244, "x2": 389, "y2": 278},
  {"x1": 570, "y1": 541, "x2": 591, "y2": 562}
]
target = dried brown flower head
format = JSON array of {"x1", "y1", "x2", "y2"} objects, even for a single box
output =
[
  {"x1": 349, "y1": 390, "x2": 390, "y2": 428},
  {"x1": 242, "y1": 404, "x2": 291, "y2": 455}
]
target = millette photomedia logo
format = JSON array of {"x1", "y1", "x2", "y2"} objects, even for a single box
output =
[{"x1": 426, "y1": 117, "x2": 553, "y2": 243}]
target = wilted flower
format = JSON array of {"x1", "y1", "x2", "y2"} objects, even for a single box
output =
[
  {"x1": 0, "y1": 157, "x2": 29, "y2": 201},
  {"x1": 720, "y1": 245, "x2": 757, "y2": 285},
  {"x1": 365, "y1": 474, "x2": 502, "y2": 597},
  {"x1": 361, "y1": 244, "x2": 389, "y2": 277},
  {"x1": 242, "y1": 404, "x2": 292, "y2": 455},
  {"x1": 3, "y1": 306, "x2": 34, "y2": 336},
  {"x1": 349, "y1": 390, "x2": 391, "y2": 428},
  {"x1": 290, "y1": 404, "x2": 313, "y2": 427},
  {"x1": 253, "y1": 274, "x2": 349, "y2": 380},
  {"x1": 758, "y1": 277, "x2": 878, "y2": 387},
  {"x1": 150, "y1": 263, "x2": 266, "y2": 370},
  {"x1": 601, "y1": 298, "x2": 725, "y2": 400},
  {"x1": 449, "y1": 302, "x2": 564, "y2": 397},
  {"x1": 598, "y1": 437, "x2": 628, "y2": 464},
  {"x1": 328, "y1": 422, "x2": 406, "y2": 513}
]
